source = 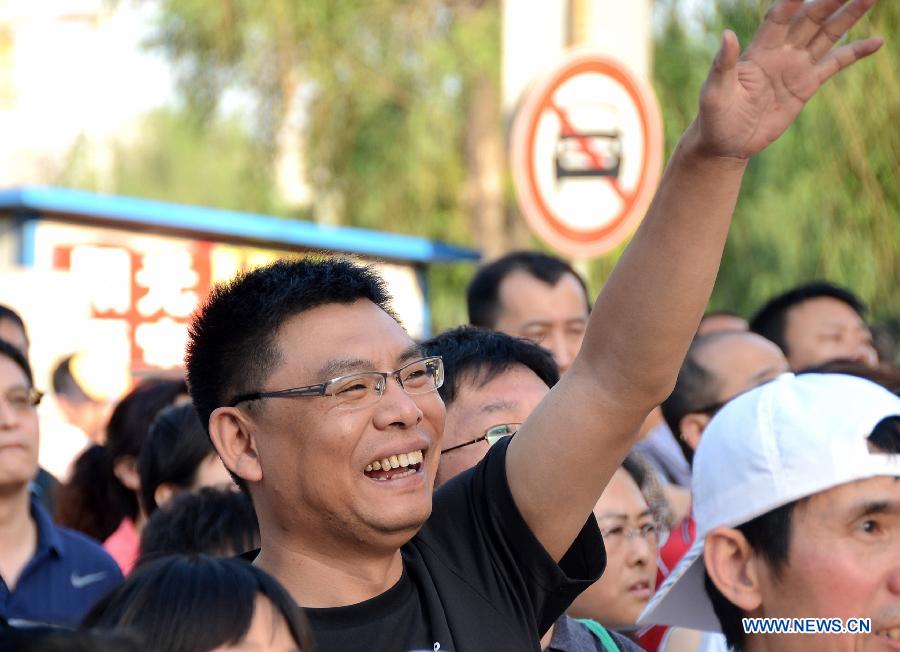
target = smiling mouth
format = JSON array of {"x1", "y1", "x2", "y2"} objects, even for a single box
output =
[
  {"x1": 876, "y1": 628, "x2": 900, "y2": 641},
  {"x1": 364, "y1": 450, "x2": 424, "y2": 481}
]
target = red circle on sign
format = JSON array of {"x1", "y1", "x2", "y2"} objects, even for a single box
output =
[{"x1": 510, "y1": 51, "x2": 664, "y2": 257}]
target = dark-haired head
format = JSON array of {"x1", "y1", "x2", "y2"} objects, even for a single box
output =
[
  {"x1": 186, "y1": 257, "x2": 392, "y2": 432},
  {"x1": 421, "y1": 326, "x2": 559, "y2": 406},
  {"x1": 0, "y1": 338, "x2": 33, "y2": 387},
  {"x1": 0, "y1": 304, "x2": 29, "y2": 354},
  {"x1": 0, "y1": 623, "x2": 139, "y2": 652},
  {"x1": 466, "y1": 251, "x2": 589, "y2": 373},
  {"x1": 422, "y1": 326, "x2": 557, "y2": 487},
  {"x1": 55, "y1": 378, "x2": 187, "y2": 541},
  {"x1": 138, "y1": 403, "x2": 231, "y2": 515},
  {"x1": 749, "y1": 281, "x2": 877, "y2": 370},
  {"x1": 83, "y1": 555, "x2": 312, "y2": 652},
  {"x1": 466, "y1": 251, "x2": 589, "y2": 329},
  {"x1": 139, "y1": 487, "x2": 258, "y2": 560}
]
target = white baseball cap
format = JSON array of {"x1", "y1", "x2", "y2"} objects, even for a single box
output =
[{"x1": 638, "y1": 373, "x2": 900, "y2": 631}]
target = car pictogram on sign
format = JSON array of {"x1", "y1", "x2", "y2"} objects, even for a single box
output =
[{"x1": 555, "y1": 103, "x2": 624, "y2": 181}]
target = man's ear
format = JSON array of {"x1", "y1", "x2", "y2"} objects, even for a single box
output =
[
  {"x1": 704, "y1": 527, "x2": 763, "y2": 613},
  {"x1": 112, "y1": 455, "x2": 140, "y2": 492},
  {"x1": 208, "y1": 407, "x2": 263, "y2": 484},
  {"x1": 679, "y1": 412, "x2": 711, "y2": 452}
]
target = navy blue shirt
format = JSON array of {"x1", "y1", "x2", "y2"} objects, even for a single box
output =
[{"x1": 0, "y1": 496, "x2": 123, "y2": 628}]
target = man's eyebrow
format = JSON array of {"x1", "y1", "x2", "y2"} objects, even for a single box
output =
[
  {"x1": 481, "y1": 400, "x2": 517, "y2": 413},
  {"x1": 398, "y1": 344, "x2": 425, "y2": 363},
  {"x1": 849, "y1": 499, "x2": 900, "y2": 520},
  {"x1": 317, "y1": 358, "x2": 374, "y2": 379}
]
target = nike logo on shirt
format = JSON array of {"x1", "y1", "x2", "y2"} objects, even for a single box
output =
[{"x1": 70, "y1": 571, "x2": 108, "y2": 589}]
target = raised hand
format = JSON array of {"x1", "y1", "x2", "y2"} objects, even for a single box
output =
[{"x1": 695, "y1": 0, "x2": 883, "y2": 160}]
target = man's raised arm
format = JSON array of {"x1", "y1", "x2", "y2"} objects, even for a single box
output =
[{"x1": 505, "y1": 0, "x2": 883, "y2": 561}]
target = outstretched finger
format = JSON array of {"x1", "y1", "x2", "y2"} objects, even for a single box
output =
[
  {"x1": 751, "y1": 0, "x2": 805, "y2": 49},
  {"x1": 809, "y1": 0, "x2": 879, "y2": 61},
  {"x1": 786, "y1": 0, "x2": 848, "y2": 48},
  {"x1": 816, "y1": 36, "x2": 883, "y2": 85}
]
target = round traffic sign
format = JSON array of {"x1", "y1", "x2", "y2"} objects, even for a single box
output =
[{"x1": 510, "y1": 51, "x2": 664, "y2": 257}]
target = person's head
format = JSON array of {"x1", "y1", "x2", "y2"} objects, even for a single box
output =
[
  {"x1": 186, "y1": 258, "x2": 445, "y2": 555},
  {"x1": 697, "y1": 310, "x2": 748, "y2": 336},
  {"x1": 138, "y1": 403, "x2": 232, "y2": 515},
  {"x1": 421, "y1": 326, "x2": 558, "y2": 487},
  {"x1": 0, "y1": 304, "x2": 29, "y2": 355},
  {"x1": 661, "y1": 332, "x2": 789, "y2": 466},
  {"x1": 51, "y1": 355, "x2": 113, "y2": 444},
  {"x1": 750, "y1": 281, "x2": 877, "y2": 370},
  {"x1": 83, "y1": 555, "x2": 312, "y2": 652},
  {"x1": 466, "y1": 251, "x2": 590, "y2": 373},
  {"x1": 569, "y1": 456, "x2": 661, "y2": 629},
  {"x1": 139, "y1": 487, "x2": 259, "y2": 560},
  {"x1": 0, "y1": 339, "x2": 41, "y2": 493},
  {"x1": 640, "y1": 374, "x2": 900, "y2": 651},
  {"x1": 54, "y1": 378, "x2": 187, "y2": 541}
]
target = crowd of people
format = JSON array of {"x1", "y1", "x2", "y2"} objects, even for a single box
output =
[{"x1": 0, "y1": 1, "x2": 897, "y2": 651}]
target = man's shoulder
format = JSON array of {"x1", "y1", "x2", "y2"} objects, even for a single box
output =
[{"x1": 53, "y1": 525, "x2": 122, "y2": 576}]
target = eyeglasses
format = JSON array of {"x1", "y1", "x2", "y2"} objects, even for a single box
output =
[
  {"x1": 228, "y1": 356, "x2": 444, "y2": 410},
  {"x1": 599, "y1": 522, "x2": 663, "y2": 552},
  {"x1": 1, "y1": 387, "x2": 43, "y2": 414},
  {"x1": 440, "y1": 423, "x2": 520, "y2": 455}
]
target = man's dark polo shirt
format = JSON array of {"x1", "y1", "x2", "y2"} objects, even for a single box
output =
[{"x1": 0, "y1": 497, "x2": 123, "y2": 628}]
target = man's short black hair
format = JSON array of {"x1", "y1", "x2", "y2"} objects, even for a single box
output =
[
  {"x1": 466, "y1": 251, "x2": 590, "y2": 328},
  {"x1": 705, "y1": 415, "x2": 900, "y2": 649},
  {"x1": 749, "y1": 281, "x2": 867, "y2": 356},
  {"x1": 0, "y1": 338, "x2": 33, "y2": 386},
  {"x1": 660, "y1": 333, "x2": 731, "y2": 465},
  {"x1": 139, "y1": 487, "x2": 259, "y2": 560},
  {"x1": 186, "y1": 257, "x2": 394, "y2": 435},
  {"x1": 421, "y1": 326, "x2": 559, "y2": 405}
]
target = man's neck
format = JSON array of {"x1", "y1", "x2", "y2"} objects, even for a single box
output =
[
  {"x1": 0, "y1": 485, "x2": 38, "y2": 590},
  {"x1": 255, "y1": 533, "x2": 405, "y2": 608}
]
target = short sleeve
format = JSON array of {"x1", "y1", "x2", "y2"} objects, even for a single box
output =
[{"x1": 418, "y1": 436, "x2": 605, "y2": 635}]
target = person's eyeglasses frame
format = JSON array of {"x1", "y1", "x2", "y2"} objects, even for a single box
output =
[
  {"x1": 1, "y1": 387, "x2": 43, "y2": 412},
  {"x1": 440, "y1": 423, "x2": 520, "y2": 455},
  {"x1": 227, "y1": 356, "x2": 444, "y2": 408},
  {"x1": 599, "y1": 521, "x2": 664, "y2": 550}
]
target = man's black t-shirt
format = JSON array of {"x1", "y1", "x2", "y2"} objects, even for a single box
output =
[{"x1": 303, "y1": 438, "x2": 606, "y2": 651}]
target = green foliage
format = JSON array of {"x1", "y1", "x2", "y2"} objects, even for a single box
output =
[
  {"x1": 649, "y1": 0, "x2": 900, "y2": 322},
  {"x1": 56, "y1": 108, "x2": 280, "y2": 214}
]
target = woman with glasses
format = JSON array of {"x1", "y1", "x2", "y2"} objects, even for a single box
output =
[{"x1": 566, "y1": 455, "x2": 668, "y2": 650}]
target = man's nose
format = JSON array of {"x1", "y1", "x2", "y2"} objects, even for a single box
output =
[
  {"x1": 549, "y1": 331, "x2": 575, "y2": 373},
  {"x1": 373, "y1": 376, "x2": 423, "y2": 428}
]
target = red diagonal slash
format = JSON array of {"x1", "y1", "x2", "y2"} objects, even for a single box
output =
[{"x1": 547, "y1": 101, "x2": 632, "y2": 203}]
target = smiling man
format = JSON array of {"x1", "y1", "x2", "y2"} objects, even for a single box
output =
[{"x1": 185, "y1": 3, "x2": 885, "y2": 649}]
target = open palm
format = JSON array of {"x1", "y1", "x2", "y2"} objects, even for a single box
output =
[{"x1": 695, "y1": 0, "x2": 883, "y2": 160}]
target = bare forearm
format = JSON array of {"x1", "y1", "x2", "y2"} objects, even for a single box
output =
[{"x1": 575, "y1": 121, "x2": 748, "y2": 406}]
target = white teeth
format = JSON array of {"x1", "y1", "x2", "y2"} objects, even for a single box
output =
[
  {"x1": 365, "y1": 450, "x2": 424, "y2": 474},
  {"x1": 886, "y1": 628, "x2": 900, "y2": 640}
]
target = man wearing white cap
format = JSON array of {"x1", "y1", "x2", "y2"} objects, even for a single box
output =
[{"x1": 639, "y1": 373, "x2": 900, "y2": 651}]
